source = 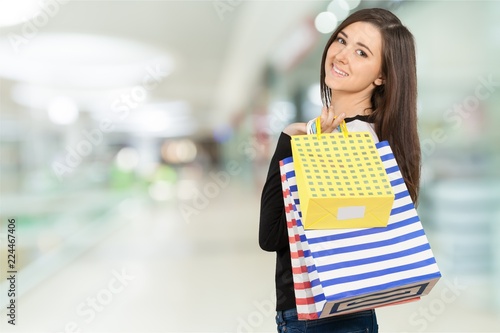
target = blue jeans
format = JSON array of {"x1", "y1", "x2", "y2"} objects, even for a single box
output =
[{"x1": 275, "y1": 308, "x2": 378, "y2": 333}]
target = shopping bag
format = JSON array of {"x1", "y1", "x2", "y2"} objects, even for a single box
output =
[
  {"x1": 291, "y1": 129, "x2": 394, "y2": 229},
  {"x1": 281, "y1": 157, "x2": 326, "y2": 318},
  {"x1": 280, "y1": 141, "x2": 441, "y2": 319}
]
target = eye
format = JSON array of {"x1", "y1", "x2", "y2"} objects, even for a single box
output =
[
  {"x1": 336, "y1": 37, "x2": 346, "y2": 45},
  {"x1": 357, "y1": 49, "x2": 368, "y2": 58}
]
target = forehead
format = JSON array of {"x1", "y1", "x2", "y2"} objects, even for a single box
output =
[{"x1": 342, "y1": 21, "x2": 382, "y2": 50}]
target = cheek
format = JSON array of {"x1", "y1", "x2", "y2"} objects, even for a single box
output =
[
  {"x1": 373, "y1": 66, "x2": 383, "y2": 81},
  {"x1": 361, "y1": 61, "x2": 382, "y2": 79},
  {"x1": 326, "y1": 43, "x2": 339, "y2": 58}
]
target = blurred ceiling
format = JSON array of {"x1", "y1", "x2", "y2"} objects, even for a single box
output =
[
  {"x1": 1, "y1": 0, "x2": 498, "y2": 138},
  {"x1": 0, "y1": 0, "x2": 330, "y2": 137}
]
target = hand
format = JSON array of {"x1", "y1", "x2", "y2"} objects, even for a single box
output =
[
  {"x1": 283, "y1": 122, "x2": 307, "y2": 136},
  {"x1": 318, "y1": 106, "x2": 346, "y2": 133}
]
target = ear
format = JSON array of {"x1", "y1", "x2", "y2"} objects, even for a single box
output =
[{"x1": 374, "y1": 76, "x2": 385, "y2": 86}]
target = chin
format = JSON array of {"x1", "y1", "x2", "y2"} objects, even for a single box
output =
[{"x1": 324, "y1": 79, "x2": 337, "y2": 90}]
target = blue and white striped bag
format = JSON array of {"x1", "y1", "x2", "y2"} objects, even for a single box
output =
[{"x1": 280, "y1": 140, "x2": 441, "y2": 319}]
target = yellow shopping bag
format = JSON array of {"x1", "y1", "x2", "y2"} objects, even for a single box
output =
[{"x1": 291, "y1": 118, "x2": 394, "y2": 229}]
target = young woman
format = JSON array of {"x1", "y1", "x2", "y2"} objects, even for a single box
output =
[{"x1": 259, "y1": 8, "x2": 420, "y2": 333}]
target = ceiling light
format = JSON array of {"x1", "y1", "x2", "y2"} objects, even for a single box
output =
[
  {"x1": 0, "y1": 33, "x2": 174, "y2": 88},
  {"x1": 327, "y1": 0, "x2": 350, "y2": 22},
  {"x1": 115, "y1": 147, "x2": 139, "y2": 171},
  {"x1": 0, "y1": 0, "x2": 42, "y2": 27},
  {"x1": 344, "y1": 0, "x2": 361, "y2": 10},
  {"x1": 47, "y1": 96, "x2": 79, "y2": 125},
  {"x1": 315, "y1": 11, "x2": 338, "y2": 34}
]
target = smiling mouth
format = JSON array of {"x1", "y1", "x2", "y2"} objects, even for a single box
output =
[{"x1": 333, "y1": 64, "x2": 349, "y2": 77}]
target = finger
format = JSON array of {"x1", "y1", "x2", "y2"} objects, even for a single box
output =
[
  {"x1": 332, "y1": 113, "x2": 346, "y2": 129},
  {"x1": 326, "y1": 106, "x2": 336, "y2": 123}
]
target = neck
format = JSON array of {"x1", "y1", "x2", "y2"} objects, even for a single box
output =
[{"x1": 329, "y1": 92, "x2": 373, "y2": 118}]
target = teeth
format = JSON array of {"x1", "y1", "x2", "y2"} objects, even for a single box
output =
[{"x1": 334, "y1": 65, "x2": 348, "y2": 77}]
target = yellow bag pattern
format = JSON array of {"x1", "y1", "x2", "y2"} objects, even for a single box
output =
[{"x1": 291, "y1": 119, "x2": 394, "y2": 229}]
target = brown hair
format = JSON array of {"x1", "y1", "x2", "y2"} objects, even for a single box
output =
[{"x1": 320, "y1": 8, "x2": 421, "y2": 204}]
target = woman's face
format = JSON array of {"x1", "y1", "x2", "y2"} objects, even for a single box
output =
[{"x1": 324, "y1": 21, "x2": 384, "y2": 97}]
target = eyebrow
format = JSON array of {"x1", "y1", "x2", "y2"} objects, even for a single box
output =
[{"x1": 338, "y1": 31, "x2": 374, "y2": 56}]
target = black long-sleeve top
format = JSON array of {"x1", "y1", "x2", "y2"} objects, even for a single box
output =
[{"x1": 259, "y1": 132, "x2": 295, "y2": 311}]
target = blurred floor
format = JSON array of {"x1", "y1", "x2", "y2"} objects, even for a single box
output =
[{"x1": 1, "y1": 180, "x2": 500, "y2": 333}]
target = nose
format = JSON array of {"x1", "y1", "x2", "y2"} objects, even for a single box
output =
[{"x1": 335, "y1": 47, "x2": 349, "y2": 64}]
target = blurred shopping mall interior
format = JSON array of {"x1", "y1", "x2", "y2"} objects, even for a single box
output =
[{"x1": 0, "y1": 0, "x2": 499, "y2": 332}]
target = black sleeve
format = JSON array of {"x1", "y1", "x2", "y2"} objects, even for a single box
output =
[{"x1": 259, "y1": 132, "x2": 293, "y2": 252}]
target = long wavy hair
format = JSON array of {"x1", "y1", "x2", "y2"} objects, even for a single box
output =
[{"x1": 320, "y1": 8, "x2": 421, "y2": 204}]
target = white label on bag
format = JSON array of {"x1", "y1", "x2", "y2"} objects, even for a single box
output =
[{"x1": 338, "y1": 206, "x2": 366, "y2": 220}]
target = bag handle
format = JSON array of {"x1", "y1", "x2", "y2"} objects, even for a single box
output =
[
  {"x1": 315, "y1": 116, "x2": 322, "y2": 137},
  {"x1": 314, "y1": 116, "x2": 348, "y2": 139}
]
